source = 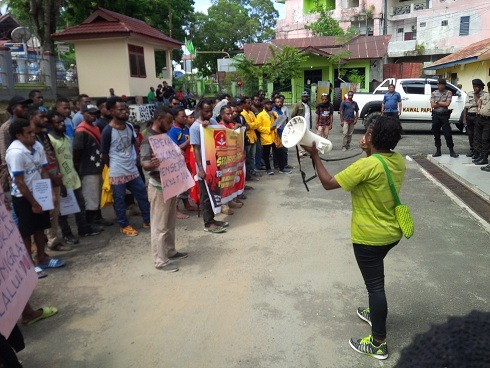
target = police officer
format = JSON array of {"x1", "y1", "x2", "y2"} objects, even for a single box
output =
[
  {"x1": 475, "y1": 82, "x2": 490, "y2": 166},
  {"x1": 463, "y1": 79, "x2": 485, "y2": 157},
  {"x1": 430, "y1": 78, "x2": 459, "y2": 157}
]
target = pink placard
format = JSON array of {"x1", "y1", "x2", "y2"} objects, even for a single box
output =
[
  {"x1": 0, "y1": 191, "x2": 37, "y2": 338},
  {"x1": 148, "y1": 134, "x2": 195, "y2": 202}
]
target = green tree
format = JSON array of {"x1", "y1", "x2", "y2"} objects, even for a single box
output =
[
  {"x1": 263, "y1": 46, "x2": 308, "y2": 85},
  {"x1": 233, "y1": 46, "x2": 307, "y2": 94},
  {"x1": 305, "y1": 7, "x2": 344, "y2": 37},
  {"x1": 191, "y1": 0, "x2": 278, "y2": 76}
]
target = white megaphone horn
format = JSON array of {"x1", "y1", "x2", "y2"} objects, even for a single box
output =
[{"x1": 281, "y1": 116, "x2": 333, "y2": 154}]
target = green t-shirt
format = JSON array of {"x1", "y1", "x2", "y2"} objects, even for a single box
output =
[{"x1": 334, "y1": 152, "x2": 405, "y2": 245}]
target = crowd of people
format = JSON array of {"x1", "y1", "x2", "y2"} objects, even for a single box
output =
[
  {"x1": 0, "y1": 79, "x2": 485, "y2": 365},
  {"x1": 147, "y1": 81, "x2": 196, "y2": 108}
]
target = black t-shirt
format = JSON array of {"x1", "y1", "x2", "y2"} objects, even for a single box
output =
[
  {"x1": 95, "y1": 117, "x2": 110, "y2": 133},
  {"x1": 72, "y1": 129, "x2": 103, "y2": 176},
  {"x1": 162, "y1": 86, "x2": 175, "y2": 99},
  {"x1": 156, "y1": 87, "x2": 163, "y2": 102}
]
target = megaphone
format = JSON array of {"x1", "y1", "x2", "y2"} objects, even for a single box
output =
[{"x1": 281, "y1": 116, "x2": 333, "y2": 154}]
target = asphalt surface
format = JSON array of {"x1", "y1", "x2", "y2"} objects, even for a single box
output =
[{"x1": 17, "y1": 119, "x2": 490, "y2": 367}]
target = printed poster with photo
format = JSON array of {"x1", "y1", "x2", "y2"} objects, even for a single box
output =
[{"x1": 200, "y1": 126, "x2": 246, "y2": 214}]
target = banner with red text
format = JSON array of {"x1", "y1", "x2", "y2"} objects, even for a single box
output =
[
  {"x1": 200, "y1": 126, "x2": 245, "y2": 214},
  {"x1": 0, "y1": 190, "x2": 37, "y2": 338},
  {"x1": 149, "y1": 134, "x2": 195, "y2": 202}
]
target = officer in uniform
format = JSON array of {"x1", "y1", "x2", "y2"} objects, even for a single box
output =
[
  {"x1": 475, "y1": 82, "x2": 490, "y2": 166},
  {"x1": 430, "y1": 78, "x2": 459, "y2": 157},
  {"x1": 463, "y1": 79, "x2": 485, "y2": 157}
]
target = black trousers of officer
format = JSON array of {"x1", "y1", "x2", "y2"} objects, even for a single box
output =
[
  {"x1": 474, "y1": 115, "x2": 490, "y2": 155},
  {"x1": 466, "y1": 113, "x2": 477, "y2": 151},
  {"x1": 431, "y1": 112, "x2": 454, "y2": 150}
]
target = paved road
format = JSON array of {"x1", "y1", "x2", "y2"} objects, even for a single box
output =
[{"x1": 19, "y1": 121, "x2": 488, "y2": 368}]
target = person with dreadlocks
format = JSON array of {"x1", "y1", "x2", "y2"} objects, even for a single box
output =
[{"x1": 302, "y1": 116, "x2": 406, "y2": 360}]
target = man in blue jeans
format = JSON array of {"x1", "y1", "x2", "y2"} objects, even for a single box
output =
[{"x1": 101, "y1": 97, "x2": 150, "y2": 236}]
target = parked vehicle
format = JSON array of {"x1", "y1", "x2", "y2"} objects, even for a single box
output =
[{"x1": 349, "y1": 78, "x2": 467, "y2": 128}]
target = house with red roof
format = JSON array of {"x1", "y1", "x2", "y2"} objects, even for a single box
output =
[
  {"x1": 242, "y1": 35, "x2": 390, "y2": 102},
  {"x1": 52, "y1": 7, "x2": 182, "y2": 97},
  {"x1": 424, "y1": 38, "x2": 490, "y2": 90}
]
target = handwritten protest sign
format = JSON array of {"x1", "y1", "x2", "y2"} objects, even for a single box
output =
[
  {"x1": 149, "y1": 134, "x2": 195, "y2": 202},
  {"x1": 0, "y1": 190, "x2": 37, "y2": 338},
  {"x1": 200, "y1": 126, "x2": 246, "y2": 214}
]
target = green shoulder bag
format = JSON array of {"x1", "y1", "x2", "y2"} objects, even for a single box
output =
[{"x1": 373, "y1": 154, "x2": 414, "y2": 239}]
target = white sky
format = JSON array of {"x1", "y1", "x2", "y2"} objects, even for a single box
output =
[{"x1": 194, "y1": 0, "x2": 285, "y2": 18}]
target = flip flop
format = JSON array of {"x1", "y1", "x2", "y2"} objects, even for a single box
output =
[
  {"x1": 176, "y1": 212, "x2": 190, "y2": 219},
  {"x1": 38, "y1": 258, "x2": 65, "y2": 270},
  {"x1": 35, "y1": 266, "x2": 48, "y2": 279},
  {"x1": 25, "y1": 306, "x2": 58, "y2": 325}
]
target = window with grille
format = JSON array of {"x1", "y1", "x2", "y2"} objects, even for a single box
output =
[
  {"x1": 459, "y1": 16, "x2": 470, "y2": 36},
  {"x1": 128, "y1": 45, "x2": 146, "y2": 78}
]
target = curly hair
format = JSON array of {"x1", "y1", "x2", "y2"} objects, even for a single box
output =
[{"x1": 370, "y1": 116, "x2": 402, "y2": 150}]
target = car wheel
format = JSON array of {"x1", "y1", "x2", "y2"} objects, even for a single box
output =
[{"x1": 364, "y1": 111, "x2": 381, "y2": 129}]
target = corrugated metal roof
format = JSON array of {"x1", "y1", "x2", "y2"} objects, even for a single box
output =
[
  {"x1": 52, "y1": 7, "x2": 182, "y2": 48},
  {"x1": 243, "y1": 36, "x2": 390, "y2": 64},
  {"x1": 427, "y1": 38, "x2": 490, "y2": 69}
]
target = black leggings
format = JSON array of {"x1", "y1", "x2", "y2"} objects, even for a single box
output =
[{"x1": 353, "y1": 241, "x2": 398, "y2": 340}]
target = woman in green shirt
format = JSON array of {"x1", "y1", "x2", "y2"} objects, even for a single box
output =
[{"x1": 303, "y1": 116, "x2": 405, "y2": 360}]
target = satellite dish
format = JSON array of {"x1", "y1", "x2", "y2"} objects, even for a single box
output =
[{"x1": 11, "y1": 27, "x2": 31, "y2": 43}]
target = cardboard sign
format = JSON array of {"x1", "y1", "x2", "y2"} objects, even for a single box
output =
[
  {"x1": 32, "y1": 179, "x2": 54, "y2": 211},
  {"x1": 0, "y1": 190, "x2": 38, "y2": 338},
  {"x1": 148, "y1": 134, "x2": 195, "y2": 202},
  {"x1": 59, "y1": 189, "x2": 81, "y2": 216}
]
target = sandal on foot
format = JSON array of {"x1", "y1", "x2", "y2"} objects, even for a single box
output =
[
  {"x1": 25, "y1": 306, "x2": 58, "y2": 325},
  {"x1": 38, "y1": 258, "x2": 65, "y2": 270},
  {"x1": 120, "y1": 225, "x2": 138, "y2": 236},
  {"x1": 35, "y1": 266, "x2": 48, "y2": 279}
]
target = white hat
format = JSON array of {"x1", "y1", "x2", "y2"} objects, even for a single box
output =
[{"x1": 185, "y1": 109, "x2": 194, "y2": 117}]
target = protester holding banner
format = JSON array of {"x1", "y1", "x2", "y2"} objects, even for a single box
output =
[
  {"x1": 141, "y1": 107, "x2": 189, "y2": 272},
  {"x1": 241, "y1": 97, "x2": 260, "y2": 182},
  {"x1": 5, "y1": 119, "x2": 65, "y2": 272},
  {"x1": 48, "y1": 111, "x2": 103, "y2": 243},
  {"x1": 189, "y1": 99, "x2": 228, "y2": 234},
  {"x1": 29, "y1": 107, "x2": 72, "y2": 253},
  {"x1": 256, "y1": 99, "x2": 291, "y2": 175},
  {"x1": 167, "y1": 106, "x2": 198, "y2": 219}
]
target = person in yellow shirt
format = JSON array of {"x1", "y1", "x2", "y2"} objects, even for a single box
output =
[
  {"x1": 302, "y1": 116, "x2": 405, "y2": 361},
  {"x1": 241, "y1": 97, "x2": 260, "y2": 180},
  {"x1": 255, "y1": 99, "x2": 291, "y2": 175}
]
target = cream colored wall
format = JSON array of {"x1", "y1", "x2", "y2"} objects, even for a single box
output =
[
  {"x1": 74, "y1": 37, "x2": 172, "y2": 97},
  {"x1": 74, "y1": 38, "x2": 131, "y2": 97},
  {"x1": 435, "y1": 61, "x2": 490, "y2": 92}
]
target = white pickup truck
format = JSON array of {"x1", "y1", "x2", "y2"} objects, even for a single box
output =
[{"x1": 351, "y1": 78, "x2": 467, "y2": 129}]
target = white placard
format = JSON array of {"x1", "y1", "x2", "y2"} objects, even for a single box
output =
[
  {"x1": 32, "y1": 179, "x2": 54, "y2": 211},
  {"x1": 59, "y1": 189, "x2": 81, "y2": 216}
]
